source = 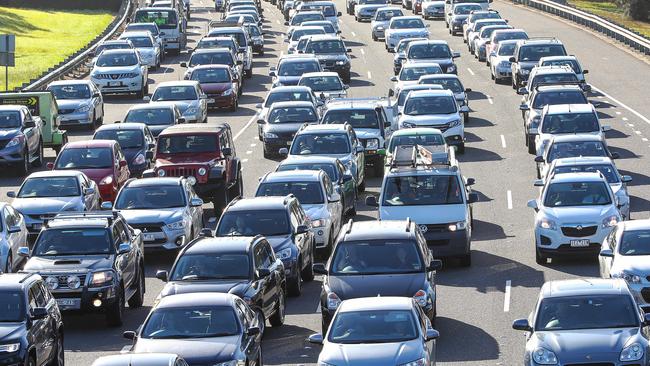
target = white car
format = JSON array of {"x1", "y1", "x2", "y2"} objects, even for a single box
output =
[
  {"x1": 148, "y1": 81, "x2": 208, "y2": 123},
  {"x1": 256, "y1": 170, "x2": 343, "y2": 249},
  {"x1": 298, "y1": 71, "x2": 348, "y2": 100},
  {"x1": 384, "y1": 16, "x2": 429, "y2": 52},
  {"x1": 489, "y1": 39, "x2": 517, "y2": 83},
  {"x1": 119, "y1": 31, "x2": 162, "y2": 69},
  {"x1": 371, "y1": 7, "x2": 403, "y2": 41},
  {"x1": 90, "y1": 49, "x2": 149, "y2": 98},
  {"x1": 0, "y1": 202, "x2": 28, "y2": 273},
  {"x1": 286, "y1": 26, "x2": 326, "y2": 53},
  {"x1": 390, "y1": 61, "x2": 443, "y2": 97}
]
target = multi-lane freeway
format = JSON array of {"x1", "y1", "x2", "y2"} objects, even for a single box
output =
[{"x1": 2, "y1": 0, "x2": 650, "y2": 364}]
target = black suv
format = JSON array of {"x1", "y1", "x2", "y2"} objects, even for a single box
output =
[
  {"x1": 303, "y1": 35, "x2": 352, "y2": 82},
  {"x1": 314, "y1": 219, "x2": 442, "y2": 334},
  {"x1": 215, "y1": 196, "x2": 315, "y2": 296},
  {"x1": 20, "y1": 212, "x2": 146, "y2": 326},
  {"x1": 0, "y1": 273, "x2": 64, "y2": 366},
  {"x1": 155, "y1": 235, "x2": 287, "y2": 335}
]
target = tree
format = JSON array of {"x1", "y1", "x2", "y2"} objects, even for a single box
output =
[{"x1": 623, "y1": 0, "x2": 649, "y2": 21}]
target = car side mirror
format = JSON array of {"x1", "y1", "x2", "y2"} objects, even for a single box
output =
[
  {"x1": 390, "y1": 76, "x2": 397, "y2": 82},
  {"x1": 6, "y1": 191, "x2": 15, "y2": 198},
  {"x1": 643, "y1": 313, "x2": 650, "y2": 326},
  {"x1": 93, "y1": 92, "x2": 101, "y2": 98},
  {"x1": 599, "y1": 248, "x2": 614, "y2": 257},
  {"x1": 101, "y1": 201, "x2": 113, "y2": 210},
  {"x1": 17, "y1": 247, "x2": 30, "y2": 257},
  {"x1": 534, "y1": 156, "x2": 544, "y2": 163},
  {"x1": 610, "y1": 152, "x2": 620, "y2": 159},
  {"x1": 365, "y1": 195, "x2": 378, "y2": 207},
  {"x1": 465, "y1": 178, "x2": 475, "y2": 186},
  {"x1": 459, "y1": 105, "x2": 469, "y2": 113},
  {"x1": 337, "y1": 11, "x2": 342, "y2": 16},
  {"x1": 313, "y1": 263, "x2": 327, "y2": 275},
  {"x1": 257, "y1": 268, "x2": 271, "y2": 278},
  {"x1": 601, "y1": 125, "x2": 611, "y2": 132},
  {"x1": 177, "y1": 117, "x2": 186, "y2": 124},
  {"x1": 508, "y1": 56, "x2": 516, "y2": 63},
  {"x1": 427, "y1": 259, "x2": 442, "y2": 271},
  {"x1": 346, "y1": 48, "x2": 352, "y2": 53},
  {"x1": 512, "y1": 318, "x2": 532, "y2": 332},
  {"x1": 308, "y1": 333, "x2": 324, "y2": 344},
  {"x1": 143, "y1": 96, "x2": 151, "y2": 102},
  {"x1": 465, "y1": 88, "x2": 472, "y2": 93},
  {"x1": 247, "y1": 326, "x2": 261, "y2": 336},
  {"x1": 621, "y1": 175, "x2": 632, "y2": 183},
  {"x1": 388, "y1": 88, "x2": 395, "y2": 97},
  {"x1": 155, "y1": 270, "x2": 169, "y2": 282},
  {"x1": 269, "y1": 71, "x2": 277, "y2": 77},
  {"x1": 425, "y1": 328, "x2": 439, "y2": 341},
  {"x1": 296, "y1": 224, "x2": 309, "y2": 234},
  {"x1": 7, "y1": 226, "x2": 21, "y2": 234},
  {"x1": 190, "y1": 198, "x2": 204, "y2": 207},
  {"x1": 83, "y1": 187, "x2": 96, "y2": 195},
  {"x1": 24, "y1": 119, "x2": 36, "y2": 128},
  {"x1": 527, "y1": 199, "x2": 538, "y2": 210},
  {"x1": 355, "y1": 145, "x2": 364, "y2": 153},
  {"x1": 284, "y1": 21, "x2": 289, "y2": 25},
  {"x1": 583, "y1": 69, "x2": 589, "y2": 74},
  {"x1": 237, "y1": 60, "x2": 243, "y2": 65},
  {"x1": 31, "y1": 307, "x2": 48, "y2": 320},
  {"x1": 123, "y1": 331, "x2": 137, "y2": 340},
  {"x1": 519, "y1": 103, "x2": 529, "y2": 111},
  {"x1": 517, "y1": 87, "x2": 528, "y2": 95},
  {"x1": 222, "y1": 147, "x2": 233, "y2": 156},
  {"x1": 533, "y1": 179, "x2": 544, "y2": 187},
  {"x1": 278, "y1": 147, "x2": 289, "y2": 156},
  {"x1": 452, "y1": 51, "x2": 460, "y2": 58},
  {"x1": 343, "y1": 84, "x2": 350, "y2": 90},
  {"x1": 118, "y1": 243, "x2": 131, "y2": 254},
  {"x1": 180, "y1": 62, "x2": 188, "y2": 67},
  {"x1": 467, "y1": 192, "x2": 479, "y2": 204},
  {"x1": 255, "y1": 103, "x2": 263, "y2": 109}
]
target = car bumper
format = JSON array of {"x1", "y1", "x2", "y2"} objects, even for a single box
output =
[
  {"x1": 264, "y1": 138, "x2": 293, "y2": 153},
  {"x1": 373, "y1": 28, "x2": 385, "y2": 38},
  {"x1": 424, "y1": 10, "x2": 444, "y2": 18},
  {"x1": 140, "y1": 57, "x2": 157, "y2": 67},
  {"x1": 451, "y1": 23, "x2": 463, "y2": 32},
  {"x1": 59, "y1": 111, "x2": 94, "y2": 126},
  {"x1": 207, "y1": 94, "x2": 237, "y2": 108},
  {"x1": 50, "y1": 284, "x2": 118, "y2": 312},
  {"x1": 494, "y1": 65, "x2": 512, "y2": 78},
  {"x1": 0, "y1": 144, "x2": 25, "y2": 165},
  {"x1": 535, "y1": 226, "x2": 611, "y2": 255},
  {"x1": 424, "y1": 229, "x2": 470, "y2": 257},
  {"x1": 357, "y1": 14, "x2": 373, "y2": 21},
  {"x1": 320, "y1": 63, "x2": 350, "y2": 76},
  {"x1": 92, "y1": 76, "x2": 142, "y2": 93},
  {"x1": 312, "y1": 225, "x2": 332, "y2": 248},
  {"x1": 253, "y1": 43, "x2": 264, "y2": 52},
  {"x1": 181, "y1": 111, "x2": 201, "y2": 123}
]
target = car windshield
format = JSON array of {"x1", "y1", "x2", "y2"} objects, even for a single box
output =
[
  {"x1": 542, "y1": 59, "x2": 582, "y2": 73},
  {"x1": 189, "y1": 52, "x2": 233, "y2": 67},
  {"x1": 498, "y1": 43, "x2": 516, "y2": 56},
  {"x1": 171, "y1": 253, "x2": 250, "y2": 280},
  {"x1": 126, "y1": 108, "x2": 174, "y2": 126},
  {"x1": 455, "y1": 4, "x2": 481, "y2": 14},
  {"x1": 217, "y1": 210, "x2": 290, "y2": 236},
  {"x1": 532, "y1": 91, "x2": 587, "y2": 109},
  {"x1": 268, "y1": 106, "x2": 318, "y2": 124},
  {"x1": 519, "y1": 44, "x2": 567, "y2": 62},
  {"x1": 530, "y1": 73, "x2": 579, "y2": 89},
  {"x1": 290, "y1": 133, "x2": 351, "y2": 155},
  {"x1": 96, "y1": 52, "x2": 138, "y2": 67},
  {"x1": 246, "y1": 25, "x2": 261, "y2": 37},
  {"x1": 124, "y1": 36, "x2": 153, "y2": 48},
  {"x1": 18, "y1": 177, "x2": 80, "y2": 198},
  {"x1": 619, "y1": 230, "x2": 650, "y2": 256},
  {"x1": 390, "y1": 18, "x2": 425, "y2": 29},
  {"x1": 48, "y1": 84, "x2": 92, "y2": 100},
  {"x1": 408, "y1": 44, "x2": 451, "y2": 59},
  {"x1": 536, "y1": 295, "x2": 638, "y2": 331},
  {"x1": 474, "y1": 21, "x2": 505, "y2": 32},
  {"x1": 329, "y1": 310, "x2": 418, "y2": 344},
  {"x1": 400, "y1": 66, "x2": 442, "y2": 81},
  {"x1": 291, "y1": 13, "x2": 325, "y2": 25},
  {"x1": 33, "y1": 228, "x2": 112, "y2": 256},
  {"x1": 541, "y1": 113, "x2": 599, "y2": 134},
  {"x1": 115, "y1": 185, "x2": 185, "y2": 209},
  {"x1": 302, "y1": 4, "x2": 336, "y2": 16},
  {"x1": 198, "y1": 39, "x2": 237, "y2": 49},
  {"x1": 292, "y1": 28, "x2": 326, "y2": 41},
  {"x1": 278, "y1": 60, "x2": 321, "y2": 76},
  {"x1": 94, "y1": 129, "x2": 144, "y2": 149},
  {"x1": 134, "y1": 10, "x2": 178, "y2": 29},
  {"x1": 383, "y1": 175, "x2": 462, "y2": 205},
  {"x1": 55, "y1": 147, "x2": 113, "y2": 169},
  {"x1": 404, "y1": 96, "x2": 457, "y2": 115},
  {"x1": 299, "y1": 76, "x2": 343, "y2": 91},
  {"x1": 388, "y1": 133, "x2": 445, "y2": 153},
  {"x1": 332, "y1": 240, "x2": 423, "y2": 275},
  {"x1": 544, "y1": 181, "x2": 612, "y2": 207},
  {"x1": 553, "y1": 164, "x2": 619, "y2": 183},
  {"x1": 0, "y1": 111, "x2": 21, "y2": 128},
  {"x1": 480, "y1": 26, "x2": 509, "y2": 39},
  {"x1": 419, "y1": 78, "x2": 463, "y2": 93},
  {"x1": 494, "y1": 31, "x2": 528, "y2": 42},
  {"x1": 322, "y1": 110, "x2": 379, "y2": 129},
  {"x1": 141, "y1": 306, "x2": 241, "y2": 339},
  {"x1": 305, "y1": 40, "x2": 346, "y2": 54},
  {"x1": 376, "y1": 9, "x2": 403, "y2": 21},
  {"x1": 152, "y1": 86, "x2": 198, "y2": 101},
  {"x1": 257, "y1": 181, "x2": 324, "y2": 204},
  {"x1": 397, "y1": 87, "x2": 432, "y2": 106},
  {"x1": 547, "y1": 141, "x2": 608, "y2": 162},
  {"x1": 158, "y1": 134, "x2": 218, "y2": 154},
  {"x1": 191, "y1": 68, "x2": 231, "y2": 83},
  {"x1": 278, "y1": 163, "x2": 338, "y2": 181},
  {"x1": 264, "y1": 91, "x2": 312, "y2": 106},
  {"x1": 0, "y1": 292, "x2": 24, "y2": 322},
  {"x1": 470, "y1": 12, "x2": 501, "y2": 22}
]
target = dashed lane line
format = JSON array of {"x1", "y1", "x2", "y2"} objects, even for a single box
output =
[
  {"x1": 500, "y1": 134, "x2": 506, "y2": 148},
  {"x1": 467, "y1": 67, "x2": 475, "y2": 76},
  {"x1": 487, "y1": 95, "x2": 494, "y2": 104},
  {"x1": 507, "y1": 190, "x2": 513, "y2": 210},
  {"x1": 367, "y1": 71, "x2": 372, "y2": 79},
  {"x1": 233, "y1": 114, "x2": 258, "y2": 141},
  {"x1": 592, "y1": 86, "x2": 650, "y2": 126},
  {"x1": 504, "y1": 280, "x2": 511, "y2": 312}
]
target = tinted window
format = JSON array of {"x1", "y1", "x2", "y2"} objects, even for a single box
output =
[
  {"x1": 18, "y1": 177, "x2": 80, "y2": 198},
  {"x1": 291, "y1": 28, "x2": 326, "y2": 41},
  {"x1": 553, "y1": 164, "x2": 619, "y2": 183},
  {"x1": 134, "y1": 10, "x2": 178, "y2": 29},
  {"x1": 399, "y1": 65, "x2": 443, "y2": 81},
  {"x1": 264, "y1": 91, "x2": 313, "y2": 106},
  {"x1": 125, "y1": 108, "x2": 174, "y2": 125},
  {"x1": 34, "y1": 228, "x2": 112, "y2": 256},
  {"x1": 548, "y1": 141, "x2": 608, "y2": 162},
  {"x1": 383, "y1": 175, "x2": 463, "y2": 205},
  {"x1": 210, "y1": 32, "x2": 246, "y2": 47},
  {"x1": 96, "y1": 52, "x2": 138, "y2": 67},
  {"x1": 171, "y1": 253, "x2": 250, "y2": 280},
  {"x1": 494, "y1": 31, "x2": 528, "y2": 42},
  {"x1": 198, "y1": 38, "x2": 237, "y2": 49},
  {"x1": 189, "y1": 52, "x2": 233, "y2": 67},
  {"x1": 257, "y1": 182, "x2": 324, "y2": 204},
  {"x1": 291, "y1": 13, "x2": 325, "y2": 25},
  {"x1": 454, "y1": 4, "x2": 482, "y2": 14},
  {"x1": 268, "y1": 106, "x2": 318, "y2": 123},
  {"x1": 376, "y1": 9, "x2": 403, "y2": 21},
  {"x1": 217, "y1": 210, "x2": 291, "y2": 236},
  {"x1": 306, "y1": 40, "x2": 346, "y2": 54},
  {"x1": 278, "y1": 163, "x2": 338, "y2": 181},
  {"x1": 390, "y1": 18, "x2": 425, "y2": 29},
  {"x1": 519, "y1": 44, "x2": 566, "y2": 62},
  {"x1": 158, "y1": 135, "x2": 218, "y2": 154},
  {"x1": 142, "y1": 306, "x2": 241, "y2": 338},
  {"x1": 123, "y1": 36, "x2": 153, "y2": 48},
  {"x1": 190, "y1": 68, "x2": 231, "y2": 83},
  {"x1": 331, "y1": 240, "x2": 423, "y2": 274},
  {"x1": 322, "y1": 110, "x2": 379, "y2": 129},
  {"x1": 541, "y1": 59, "x2": 582, "y2": 73},
  {"x1": 278, "y1": 60, "x2": 321, "y2": 76},
  {"x1": 497, "y1": 43, "x2": 516, "y2": 56},
  {"x1": 94, "y1": 129, "x2": 144, "y2": 149},
  {"x1": 115, "y1": 185, "x2": 185, "y2": 209},
  {"x1": 532, "y1": 91, "x2": 587, "y2": 109},
  {"x1": 152, "y1": 86, "x2": 199, "y2": 101},
  {"x1": 544, "y1": 181, "x2": 612, "y2": 207},
  {"x1": 404, "y1": 95, "x2": 457, "y2": 115},
  {"x1": 290, "y1": 133, "x2": 351, "y2": 155},
  {"x1": 55, "y1": 147, "x2": 113, "y2": 169},
  {"x1": 419, "y1": 77, "x2": 463, "y2": 93},
  {"x1": 0, "y1": 291, "x2": 24, "y2": 322},
  {"x1": 407, "y1": 44, "x2": 451, "y2": 59},
  {"x1": 299, "y1": 76, "x2": 343, "y2": 92},
  {"x1": 530, "y1": 73, "x2": 579, "y2": 89},
  {"x1": 541, "y1": 112, "x2": 599, "y2": 134},
  {"x1": 329, "y1": 310, "x2": 418, "y2": 344},
  {"x1": 536, "y1": 295, "x2": 637, "y2": 331},
  {"x1": 48, "y1": 84, "x2": 91, "y2": 100},
  {"x1": 388, "y1": 133, "x2": 445, "y2": 153}
]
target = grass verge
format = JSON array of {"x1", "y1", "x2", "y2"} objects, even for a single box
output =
[
  {"x1": 566, "y1": 0, "x2": 650, "y2": 38},
  {"x1": 0, "y1": 6, "x2": 114, "y2": 91}
]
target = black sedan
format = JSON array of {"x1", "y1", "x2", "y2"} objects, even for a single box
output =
[{"x1": 124, "y1": 292, "x2": 263, "y2": 366}]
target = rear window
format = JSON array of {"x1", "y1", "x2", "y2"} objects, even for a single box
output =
[{"x1": 134, "y1": 10, "x2": 178, "y2": 29}]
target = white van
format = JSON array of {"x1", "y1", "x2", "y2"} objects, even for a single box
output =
[{"x1": 134, "y1": 8, "x2": 187, "y2": 55}]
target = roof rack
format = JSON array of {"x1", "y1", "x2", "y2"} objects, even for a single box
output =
[
  {"x1": 390, "y1": 144, "x2": 457, "y2": 171},
  {"x1": 534, "y1": 81, "x2": 582, "y2": 90},
  {"x1": 46, "y1": 211, "x2": 119, "y2": 227},
  {"x1": 524, "y1": 37, "x2": 560, "y2": 42},
  {"x1": 209, "y1": 19, "x2": 244, "y2": 29}
]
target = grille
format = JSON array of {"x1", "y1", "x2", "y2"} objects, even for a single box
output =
[
  {"x1": 275, "y1": 131, "x2": 296, "y2": 140},
  {"x1": 642, "y1": 288, "x2": 650, "y2": 303},
  {"x1": 163, "y1": 167, "x2": 197, "y2": 178},
  {"x1": 0, "y1": 139, "x2": 9, "y2": 150},
  {"x1": 28, "y1": 213, "x2": 55, "y2": 221},
  {"x1": 130, "y1": 223, "x2": 164, "y2": 233},
  {"x1": 422, "y1": 224, "x2": 450, "y2": 233},
  {"x1": 426, "y1": 239, "x2": 449, "y2": 246},
  {"x1": 95, "y1": 73, "x2": 133, "y2": 80},
  {"x1": 44, "y1": 274, "x2": 87, "y2": 290},
  {"x1": 422, "y1": 123, "x2": 450, "y2": 132},
  {"x1": 58, "y1": 108, "x2": 76, "y2": 114},
  {"x1": 320, "y1": 60, "x2": 336, "y2": 68},
  {"x1": 561, "y1": 225, "x2": 597, "y2": 237}
]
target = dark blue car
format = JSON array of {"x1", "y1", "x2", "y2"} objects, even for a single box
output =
[{"x1": 93, "y1": 123, "x2": 156, "y2": 177}]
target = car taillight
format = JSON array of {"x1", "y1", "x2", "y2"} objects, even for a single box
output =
[
  {"x1": 413, "y1": 289, "x2": 427, "y2": 307},
  {"x1": 99, "y1": 175, "x2": 114, "y2": 185}
]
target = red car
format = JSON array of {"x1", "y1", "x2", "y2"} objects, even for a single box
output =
[
  {"x1": 188, "y1": 64, "x2": 240, "y2": 112},
  {"x1": 48, "y1": 140, "x2": 130, "y2": 202}
]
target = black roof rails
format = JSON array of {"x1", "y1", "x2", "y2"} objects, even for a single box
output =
[
  {"x1": 534, "y1": 81, "x2": 582, "y2": 91},
  {"x1": 47, "y1": 211, "x2": 119, "y2": 226}
]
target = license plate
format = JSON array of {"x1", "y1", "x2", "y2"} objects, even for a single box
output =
[
  {"x1": 56, "y1": 298, "x2": 80, "y2": 309},
  {"x1": 108, "y1": 81, "x2": 122, "y2": 87},
  {"x1": 144, "y1": 234, "x2": 156, "y2": 242},
  {"x1": 207, "y1": 98, "x2": 215, "y2": 104},
  {"x1": 570, "y1": 239, "x2": 590, "y2": 247}
]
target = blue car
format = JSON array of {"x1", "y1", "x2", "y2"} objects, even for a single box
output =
[{"x1": 93, "y1": 123, "x2": 156, "y2": 177}]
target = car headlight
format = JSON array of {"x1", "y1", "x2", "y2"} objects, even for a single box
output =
[
  {"x1": 157, "y1": 169, "x2": 166, "y2": 177},
  {"x1": 402, "y1": 121, "x2": 416, "y2": 128},
  {"x1": 521, "y1": 69, "x2": 530, "y2": 75},
  {"x1": 76, "y1": 104, "x2": 91, "y2": 113},
  {"x1": 99, "y1": 175, "x2": 114, "y2": 186},
  {"x1": 602, "y1": 214, "x2": 619, "y2": 228},
  {"x1": 612, "y1": 271, "x2": 642, "y2": 284},
  {"x1": 412, "y1": 289, "x2": 428, "y2": 307},
  {"x1": 538, "y1": 218, "x2": 556, "y2": 230},
  {"x1": 222, "y1": 88, "x2": 233, "y2": 96},
  {"x1": 336, "y1": 60, "x2": 348, "y2": 66},
  {"x1": 167, "y1": 220, "x2": 186, "y2": 230},
  {"x1": 5, "y1": 136, "x2": 22, "y2": 148},
  {"x1": 0, "y1": 343, "x2": 20, "y2": 353},
  {"x1": 365, "y1": 138, "x2": 379, "y2": 150},
  {"x1": 326, "y1": 291, "x2": 341, "y2": 309},
  {"x1": 311, "y1": 219, "x2": 326, "y2": 227},
  {"x1": 448, "y1": 220, "x2": 467, "y2": 232},
  {"x1": 399, "y1": 358, "x2": 427, "y2": 366},
  {"x1": 447, "y1": 64, "x2": 456, "y2": 72},
  {"x1": 185, "y1": 107, "x2": 197, "y2": 115},
  {"x1": 133, "y1": 153, "x2": 146, "y2": 166},
  {"x1": 90, "y1": 271, "x2": 114, "y2": 287},
  {"x1": 45, "y1": 276, "x2": 59, "y2": 290},
  {"x1": 532, "y1": 348, "x2": 558, "y2": 365},
  {"x1": 125, "y1": 73, "x2": 140, "y2": 78},
  {"x1": 448, "y1": 119, "x2": 461, "y2": 128},
  {"x1": 620, "y1": 343, "x2": 644, "y2": 361},
  {"x1": 276, "y1": 247, "x2": 292, "y2": 260},
  {"x1": 376, "y1": 25, "x2": 384, "y2": 30},
  {"x1": 198, "y1": 167, "x2": 207, "y2": 176},
  {"x1": 264, "y1": 132, "x2": 278, "y2": 139}
]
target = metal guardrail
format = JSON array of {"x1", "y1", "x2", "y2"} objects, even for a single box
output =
[
  {"x1": 512, "y1": 0, "x2": 650, "y2": 56},
  {"x1": 21, "y1": 0, "x2": 135, "y2": 91}
]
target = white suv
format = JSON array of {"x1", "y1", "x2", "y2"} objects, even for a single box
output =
[{"x1": 90, "y1": 49, "x2": 149, "y2": 98}]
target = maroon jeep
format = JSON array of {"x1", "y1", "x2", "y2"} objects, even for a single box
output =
[{"x1": 143, "y1": 124, "x2": 242, "y2": 211}]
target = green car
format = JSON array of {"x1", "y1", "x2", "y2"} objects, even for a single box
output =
[{"x1": 385, "y1": 127, "x2": 447, "y2": 167}]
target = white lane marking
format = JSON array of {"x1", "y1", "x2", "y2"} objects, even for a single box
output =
[
  {"x1": 627, "y1": 123, "x2": 634, "y2": 127},
  {"x1": 367, "y1": 71, "x2": 372, "y2": 79},
  {"x1": 276, "y1": 19, "x2": 280, "y2": 24},
  {"x1": 592, "y1": 86, "x2": 650, "y2": 126},
  {"x1": 635, "y1": 131, "x2": 642, "y2": 135},
  {"x1": 643, "y1": 138, "x2": 648, "y2": 142},
  {"x1": 623, "y1": 117, "x2": 629, "y2": 121},
  {"x1": 234, "y1": 114, "x2": 258, "y2": 141},
  {"x1": 120, "y1": 346, "x2": 131, "y2": 354},
  {"x1": 504, "y1": 280, "x2": 511, "y2": 312},
  {"x1": 487, "y1": 95, "x2": 494, "y2": 104},
  {"x1": 500, "y1": 134, "x2": 506, "y2": 148},
  {"x1": 251, "y1": 143, "x2": 257, "y2": 147},
  {"x1": 360, "y1": 48, "x2": 365, "y2": 55},
  {"x1": 351, "y1": 31, "x2": 356, "y2": 36},
  {"x1": 467, "y1": 67, "x2": 475, "y2": 76},
  {"x1": 507, "y1": 190, "x2": 512, "y2": 210},
  {"x1": 246, "y1": 150, "x2": 252, "y2": 154},
  {"x1": 616, "y1": 111, "x2": 622, "y2": 115},
  {"x1": 280, "y1": 51, "x2": 284, "y2": 57}
]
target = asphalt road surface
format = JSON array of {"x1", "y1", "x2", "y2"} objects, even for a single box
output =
[{"x1": 2, "y1": 0, "x2": 650, "y2": 364}]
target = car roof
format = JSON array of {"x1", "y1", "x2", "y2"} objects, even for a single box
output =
[
  {"x1": 99, "y1": 39, "x2": 133, "y2": 45},
  {"x1": 156, "y1": 292, "x2": 236, "y2": 309},
  {"x1": 302, "y1": 71, "x2": 340, "y2": 78},
  {"x1": 338, "y1": 296, "x2": 415, "y2": 312},
  {"x1": 279, "y1": 56, "x2": 319, "y2": 63},
  {"x1": 64, "y1": 140, "x2": 115, "y2": 148},
  {"x1": 47, "y1": 217, "x2": 111, "y2": 229},
  {"x1": 159, "y1": 124, "x2": 227, "y2": 135},
  {"x1": 120, "y1": 31, "x2": 152, "y2": 38},
  {"x1": 281, "y1": 155, "x2": 340, "y2": 165},
  {"x1": 26, "y1": 170, "x2": 83, "y2": 179},
  {"x1": 540, "y1": 55, "x2": 578, "y2": 62},
  {"x1": 520, "y1": 38, "x2": 563, "y2": 45},
  {"x1": 391, "y1": 15, "x2": 423, "y2": 20},
  {"x1": 201, "y1": 36, "x2": 236, "y2": 41},
  {"x1": 262, "y1": 170, "x2": 323, "y2": 182},
  {"x1": 127, "y1": 177, "x2": 183, "y2": 187},
  {"x1": 552, "y1": 156, "x2": 613, "y2": 167},
  {"x1": 551, "y1": 134, "x2": 604, "y2": 143},
  {"x1": 128, "y1": 102, "x2": 176, "y2": 111},
  {"x1": 210, "y1": 27, "x2": 246, "y2": 33},
  {"x1": 541, "y1": 278, "x2": 629, "y2": 298},
  {"x1": 620, "y1": 219, "x2": 650, "y2": 231},
  {"x1": 184, "y1": 236, "x2": 257, "y2": 254},
  {"x1": 99, "y1": 49, "x2": 138, "y2": 56},
  {"x1": 474, "y1": 18, "x2": 507, "y2": 24},
  {"x1": 377, "y1": 6, "x2": 403, "y2": 11},
  {"x1": 342, "y1": 219, "x2": 420, "y2": 241},
  {"x1": 401, "y1": 84, "x2": 441, "y2": 92},
  {"x1": 392, "y1": 127, "x2": 443, "y2": 136},
  {"x1": 306, "y1": 34, "x2": 342, "y2": 42},
  {"x1": 156, "y1": 80, "x2": 200, "y2": 88},
  {"x1": 407, "y1": 89, "x2": 455, "y2": 98},
  {"x1": 419, "y1": 73, "x2": 460, "y2": 81},
  {"x1": 91, "y1": 353, "x2": 178, "y2": 366},
  {"x1": 536, "y1": 84, "x2": 584, "y2": 93},
  {"x1": 96, "y1": 123, "x2": 146, "y2": 132},
  {"x1": 409, "y1": 39, "x2": 449, "y2": 47},
  {"x1": 402, "y1": 61, "x2": 442, "y2": 68},
  {"x1": 270, "y1": 101, "x2": 315, "y2": 109},
  {"x1": 193, "y1": 47, "x2": 232, "y2": 55},
  {"x1": 227, "y1": 196, "x2": 290, "y2": 211},
  {"x1": 269, "y1": 85, "x2": 313, "y2": 93},
  {"x1": 0, "y1": 105, "x2": 26, "y2": 112},
  {"x1": 531, "y1": 65, "x2": 575, "y2": 75},
  {"x1": 545, "y1": 103, "x2": 594, "y2": 114},
  {"x1": 548, "y1": 171, "x2": 606, "y2": 183},
  {"x1": 192, "y1": 64, "x2": 232, "y2": 71}
]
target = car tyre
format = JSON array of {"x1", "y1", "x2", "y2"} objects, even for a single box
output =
[
  {"x1": 106, "y1": 286, "x2": 125, "y2": 326},
  {"x1": 288, "y1": 268, "x2": 302, "y2": 297},
  {"x1": 229, "y1": 98, "x2": 238, "y2": 112},
  {"x1": 527, "y1": 136, "x2": 536, "y2": 155},
  {"x1": 459, "y1": 252, "x2": 471, "y2": 267},
  {"x1": 301, "y1": 245, "x2": 315, "y2": 282},
  {"x1": 5, "y1": 253, "x2": 12, "y2": 274},
  {"x1": 269, "y1": 289, "x2": 285, "y2": 327},
  {"x1": 372, "y1": 33, "x2": 377, "y2": 41},
  {"x1": 49, "y1": 333, "x2": 64, "y2": 366},
  {"x1": 16, "y1": 149, "x2": 29, "y2": 176},
  {"x1": 127, "y1": 268, "x2": 145, "y2": 308}
]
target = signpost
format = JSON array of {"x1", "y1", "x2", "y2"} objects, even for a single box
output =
[{"x1": 0, "y1": 34, "x2": 16, "y2": 92}]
